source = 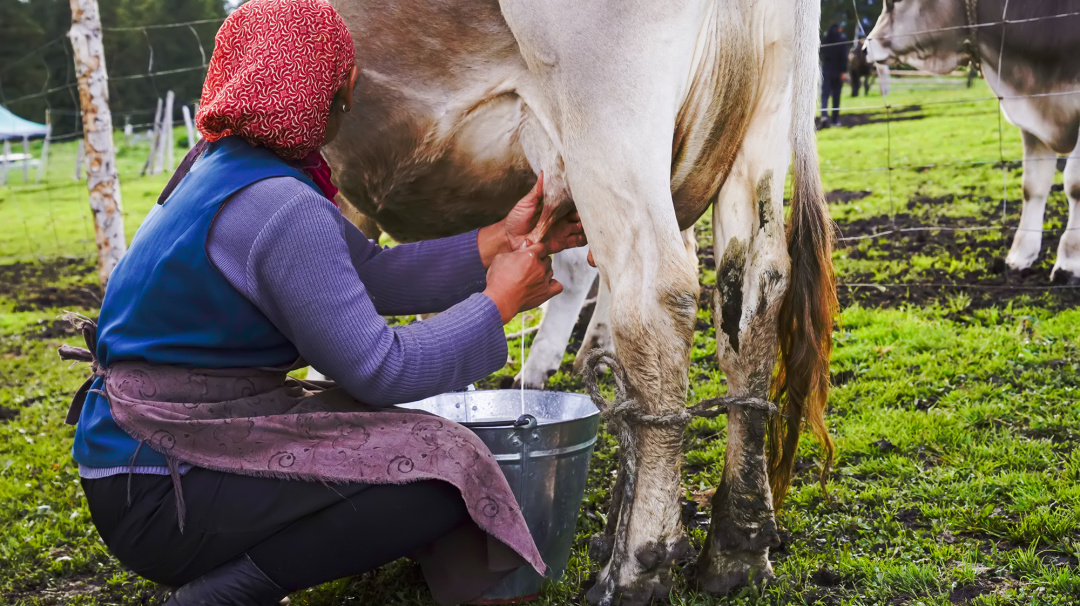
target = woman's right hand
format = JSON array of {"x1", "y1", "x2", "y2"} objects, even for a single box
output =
[{"x1": 483, "y1": 243, "x2": 563, "y2": 324}]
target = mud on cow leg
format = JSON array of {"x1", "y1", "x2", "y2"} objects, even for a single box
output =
[
  {"x1": 697, "y1": 403, "x2": 779, "y2": 593},
  {"x1": 695, "y1": 150, "x2": 790, "y2": 591},
  {"x1": 583, "y1": 245, "x2": 699, "y2": 606},
  {"x1": 1051, "y1": 153, "x2": 1080, "y2": 283}
]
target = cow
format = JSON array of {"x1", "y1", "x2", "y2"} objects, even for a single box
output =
[
  {"x1": 849, "y1": 38, "x2": 875, "y2": 97},
  {"x1": 323, "y1": 0, "x2": 837, "y2": 603},
  {"x1": 867, "y1": 0, "x2": 1080, "y2": 283}
]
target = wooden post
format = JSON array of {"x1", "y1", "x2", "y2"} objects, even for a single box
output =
[
  {"x1": 1, "y1": 140, "x2": 10, "y2": 186},
  {"x1": 69, "y1": 0, "x2": 126, "y2": 288},
  {"x1": 22, "y1": 136, "x2": 30, "y2": 184},
  {"x1": 142, "y1": 98, "x2": 162, "y2": 177},
  {"x1": 163, "y1": 90, "x2": 174, "y2": 172},
  {"x1": 181, "y1": 105, "x2": 196, "y2": 150},
  {"x1": 37, "y1": 110, "x2": 51, "y2": 184},
  {"x1": 152, "y1": 98, "x2": 167, "y2": 174}
]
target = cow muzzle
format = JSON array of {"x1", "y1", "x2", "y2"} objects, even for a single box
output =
[{"x1": 864, "y1": 38, "x2": 895, "y2": 66}]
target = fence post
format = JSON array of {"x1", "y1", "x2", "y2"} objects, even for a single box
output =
[
  {"x1": 163, "y1": 90, "x2": 175, "y2": 172},
  {"x1": 181, "y1": 105, "x2": 195, "y2": 150},
  {"x1": 142, "y1": 98, "x2": 163, "y2": 176},
  {"x1": 69, "y1": 0, "x2": 126, "y2": 289},
  {"x1": 1, "y1": 140, "x2": 9, "y2": 186},
  {"x1": 37, "y1": 110, "x2": 51, "y2": 184},
  {"x1": 22, "y1": 136, "x2": 30, "y2": 184}
]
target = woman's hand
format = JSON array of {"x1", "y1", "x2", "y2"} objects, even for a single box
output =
[
  {"x1": 477, "y1": 173, "x2": 587, "y2": 267},
  {"x1": 482, "y1": 243, "x2": 563, "y2": 324}
]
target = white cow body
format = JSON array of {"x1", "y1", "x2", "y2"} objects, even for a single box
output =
[
  {"x1": 867, "y1": 0, "x2": 1080, "y2": 282},
  {"x1": 325, "y1": 1, "x2": 836, "y2": 603}
]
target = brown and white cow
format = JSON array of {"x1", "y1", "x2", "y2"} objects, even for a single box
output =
[
  {"x1": 324, "y1": 0, "x2": 837, "y2": 602},
  {"x1": 868, "y1": 0, "x2": 1080, "y2": 283}
]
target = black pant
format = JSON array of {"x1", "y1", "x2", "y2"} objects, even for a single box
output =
[
  {"x1": 821, "y1": 75, "x2": 843, "y2": 123},
  {"x1": 81, "y1": 468, "x2": 469, "y2": 592}
]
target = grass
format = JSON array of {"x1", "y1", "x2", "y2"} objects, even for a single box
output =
[{"x1": 2, "y1": 76, "x2": 1078, "y2": 605}]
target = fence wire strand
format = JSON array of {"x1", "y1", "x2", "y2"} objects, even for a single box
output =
[{"x1": 2, "y1": 10, "x2": 1079, "y2": 294}]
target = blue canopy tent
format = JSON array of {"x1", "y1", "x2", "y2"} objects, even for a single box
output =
[
  {"x1": 0, "y1": 105, "x2": 48, "y2": 141},
  {"x1": 0, "y1": 105, "x2": 50, "y2": 185}
]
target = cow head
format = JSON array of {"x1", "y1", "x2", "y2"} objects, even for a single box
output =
[{"x1": 866, "y1": 0, "x2": 968, "y2": 74}]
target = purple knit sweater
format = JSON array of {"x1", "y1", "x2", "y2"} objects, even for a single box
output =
[
  {"x1": 207, "y1": 176, "x2": 508, "y2": 404},
  {"x1": 80, "y1": 177, "x2": 508, "y2": 479}
]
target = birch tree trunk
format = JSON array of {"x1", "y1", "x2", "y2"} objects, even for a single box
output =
[{"x1": 69, "y1": 0, "x2": 126, "y2": 289}]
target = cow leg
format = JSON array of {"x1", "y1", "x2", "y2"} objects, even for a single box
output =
[
  {"x1": 572, "y1": 277, "x2": 612, "y2": 373},
  {"x1": 1051, "y1": 152, "x2": 1080, "y2": 283},
  {"x1": 694, "y1": 111, "x2": 791, "y2": 596},
  {"x1": 582, "y1": 212, "x2": 698, "y2": 606},
  {"x1": 1006, "y1": 131, "x2": 1055, "y2": 272},
  {"x1": 572, "y1": 227, "x2": 693, "y2": 374},
  {"x1": 496, "y1": 3, "x2": 712, "y2": 601},
  {"x1": 517, "y1": 247, "x2": 597, "y2": 388}
]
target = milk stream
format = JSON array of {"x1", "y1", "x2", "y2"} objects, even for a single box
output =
[{"x1": 520, "y1": 312, "x2": 526, "y2": 418}]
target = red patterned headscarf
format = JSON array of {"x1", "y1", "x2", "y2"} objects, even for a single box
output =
[{"x1": 196, "y1": 0, "x2": 355, "y2": 162}]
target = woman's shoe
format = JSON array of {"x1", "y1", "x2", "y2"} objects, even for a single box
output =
[{"x1": 165, "y1": 554, "x2": 287, "y2": 606}]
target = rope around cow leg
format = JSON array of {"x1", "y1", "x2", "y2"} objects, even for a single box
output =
[{"x1": 579, "y1": 349, "x2": 777, "y2": 579}]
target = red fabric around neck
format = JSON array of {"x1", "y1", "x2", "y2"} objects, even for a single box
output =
[{"x1": 297, "y1": 151, "x2": 339, "y2": 205}]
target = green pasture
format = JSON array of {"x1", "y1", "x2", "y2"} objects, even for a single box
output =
[{"x1": 2, "y1": 76, "x2": 1078, "y2": 605}]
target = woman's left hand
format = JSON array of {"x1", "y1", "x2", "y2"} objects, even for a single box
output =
[
  {"x1": 478, "y1": 173, "x2": 587, "y2": 268},
  {"x1": 502, "y1": 173, "x2": 587, "y2": 255}
]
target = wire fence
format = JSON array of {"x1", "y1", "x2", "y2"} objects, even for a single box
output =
[
  {"x1": 1, "y1": 9, "x2": 1078, "y2": 295},
  {"x1": 0, "y1": 18, "x2": 218, "y2": 266},
  {"x1": 811, "y1": 3, "x2": 1080, "y2": 298}
]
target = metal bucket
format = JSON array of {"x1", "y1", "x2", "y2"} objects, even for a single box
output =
[{"x1": 398, "y1": 389, "x2": 600, "y2": 601}]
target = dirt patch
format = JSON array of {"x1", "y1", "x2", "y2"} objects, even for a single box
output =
[
  {"x1": 24, "y1": 319, "x2": 80, "y2": 341},
  {"x1": 949, "y1": 579, "x2": 996, "y2": 604},
  {"x1": 827, "y1": 190, "x2": 872, "y2": 204},
  {"x1": 835, "y1": 194, "x2": 1080, "y2": 312},
  {"x1": 0, "y1": 258, "x2": 100, "y2": 312},
  {"x1": 895, "y1": 507, "x2": 927, "y2": 530},
  {"x1": 812, "y1": 566, "x2": 844, "y2": 587},
  {"x1": 1, "y1": 574, "x2": 167, "y2": 606},
  {"x1": 0, "y1": 405, "x2": 19, "y2": 423}
]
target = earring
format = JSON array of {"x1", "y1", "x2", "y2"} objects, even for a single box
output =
[{"x1": 342, "y1": 104, "x2": 349, "y2": 113}]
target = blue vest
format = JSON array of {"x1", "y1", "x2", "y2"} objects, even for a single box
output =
[{"x1": 73, "y1": 137, "x2": 318, "y2": 468}]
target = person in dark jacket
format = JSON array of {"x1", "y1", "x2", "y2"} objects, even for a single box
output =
[{"x1": 820, "y1": 24, "x2": 849, "y2": 127}]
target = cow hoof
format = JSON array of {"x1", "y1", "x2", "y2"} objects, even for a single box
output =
[
  {"x1": 693, "y1": 550, "x2": 774, "y2": 596},
  {"x1": 512, "y1": 372, "x2": 545, "y2": 390},
  {"x1": 1005, "y1": 247, "x2": 1039, "y2": 274},
  {"x1": 584, "y1": 576, "x2": 669, "y2": 606},
  {"x1": 1050, "y1": 267, "x2": 1080, "y2": 285}
]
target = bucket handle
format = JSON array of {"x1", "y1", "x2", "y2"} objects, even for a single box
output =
[{"x1": 463, "y1": 414, "x2": 537, "y2": 429}]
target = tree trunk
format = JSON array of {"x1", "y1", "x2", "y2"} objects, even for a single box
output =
[{"x1": 69, "y1": 0, "x2": 126, "y2": 289}]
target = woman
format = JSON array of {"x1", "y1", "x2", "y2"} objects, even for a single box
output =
[{"x1": 62, "y1": 1, "x2": 585, "y2": 604}]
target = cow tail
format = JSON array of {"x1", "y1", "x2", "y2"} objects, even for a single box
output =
[{"x1": 768, "y1": 0, "x2": 838, "y2": 509}]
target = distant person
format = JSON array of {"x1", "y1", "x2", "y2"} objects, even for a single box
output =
[{"x1": 820, "y1": 23, "x2": 849, "y2": 127}]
